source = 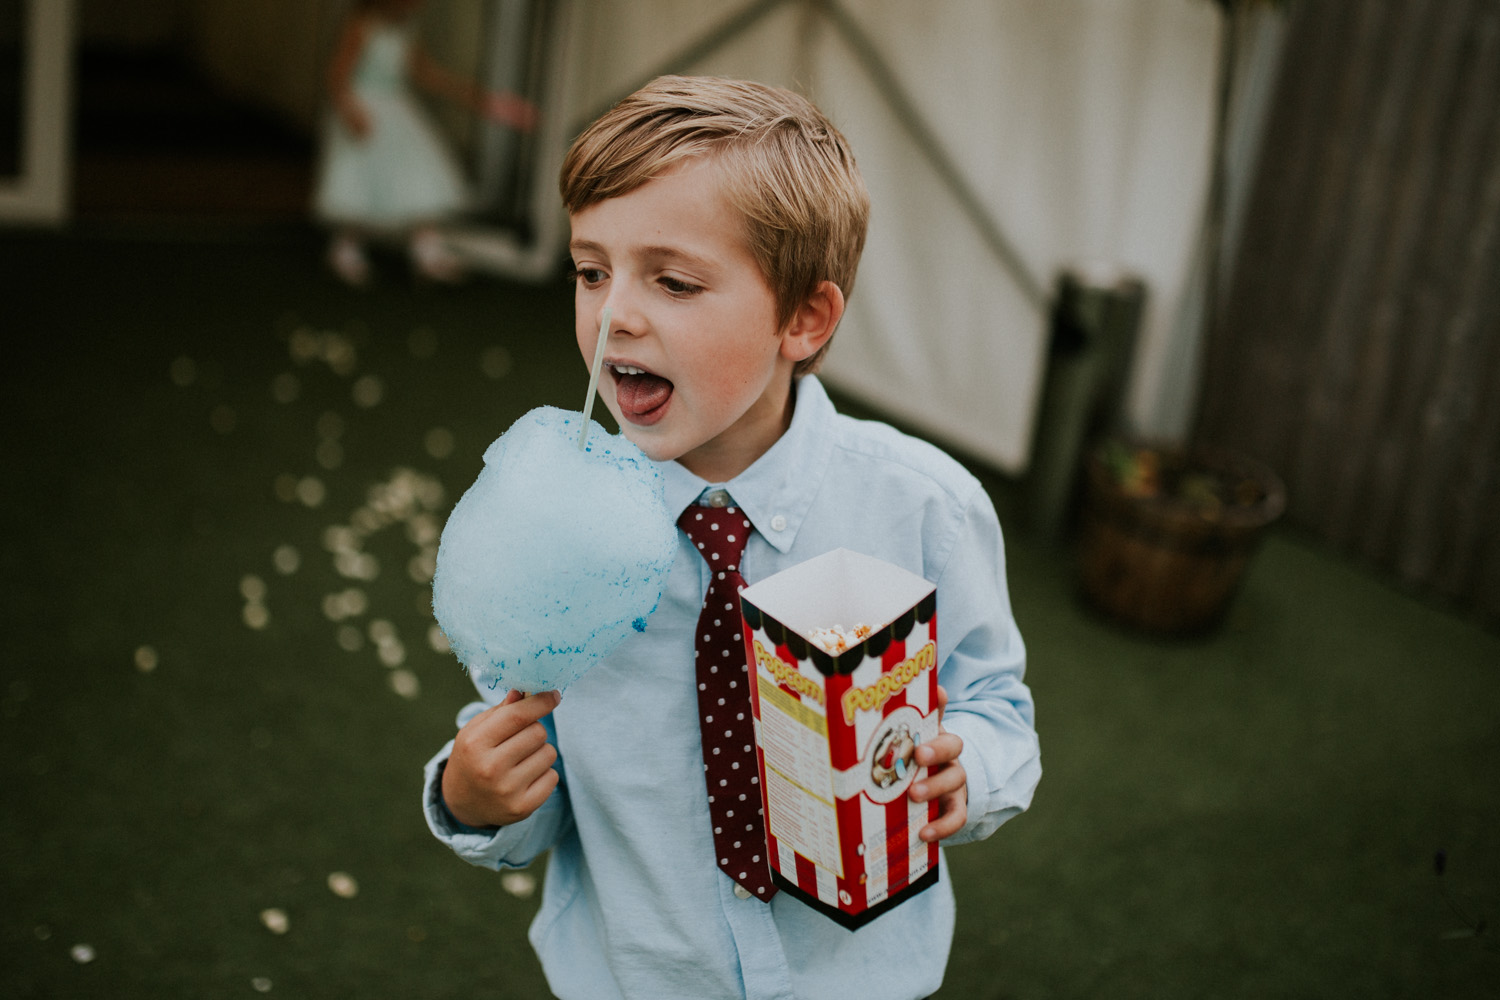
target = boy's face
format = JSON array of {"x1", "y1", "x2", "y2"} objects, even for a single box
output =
[{"x1": 569, "y1": 159, "x2": 796, "y2": 483}]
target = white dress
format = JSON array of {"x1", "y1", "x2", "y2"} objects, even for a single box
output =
[{"x1": 312, "y1": 22, "x2": 469, "y2": 231}]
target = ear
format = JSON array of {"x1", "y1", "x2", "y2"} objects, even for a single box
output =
[{"x1": 779, "y1": 280, "x2": 845, "y2": 364}]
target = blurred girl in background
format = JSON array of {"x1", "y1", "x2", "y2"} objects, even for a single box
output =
[{"x1": 313, "y1": 0, "x2": 535, "y2": 285}]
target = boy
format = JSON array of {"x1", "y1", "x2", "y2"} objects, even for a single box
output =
[{"x1": 424, "y1": 76, "x2": 1040, "y2": 1000}]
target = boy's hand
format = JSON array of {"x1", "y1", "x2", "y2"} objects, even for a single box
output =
[
  {"x1": 910, "y1": 685, "x2": 967, "y2": 842},
  {"x1": 441, "y1": 689, "x2": 561, "y2": 829}
]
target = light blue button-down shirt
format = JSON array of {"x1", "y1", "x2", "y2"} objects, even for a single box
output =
[{"x1": 423, "y1": 376, "x2": 1041, "y2": 1000}]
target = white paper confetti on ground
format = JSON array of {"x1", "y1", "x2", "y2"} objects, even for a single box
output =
[
  {"x1": 289, "y1": 326, "x2": 358, "y2": 376},
  {"x1": 424, "y1": 427, "x2": 454, "y2": 459},
  {"x1": 273, "y1": 545, "x2": 300, "y2": 575},
  {"x1": 322, "y1": 588, "x2": 368, "y2": 622},
  {"x1": 240, "y1": 575, "x2": 267, "y2": 602},
  {"x1": 406, "y1": 514, "x2": 439, "y2": 547},
  {"x1": 259, "y1": 908, "x2": 289, "y2": 934},
  {"x1": 134, "y1": 645, "x2": 159, "y2": 673},
  {"x1": 296, "y1": 476, "x2": 326, "y2": 508},
  {"x1": 323, "y1": 525, "x2": 358, "y2": 554},
  {"x1": 70, "y1": 943, "x2": 95, "y2": 964},
  {"x1": 252, "y1": 976, "x2": 273, "y2": 993},
  {"x1": 389, "y1": 669, "x2": 420, "y2": 699},
  {"x1": 334, "y1": 551, "x2": 379, "y2": 581},
  {"x1": 327, "y1": 343, "x2": 357, "y2": 377},
  {"x1": 352, "y1": 375, "x2": 384, "y2": 408},
  {"x1": 427, "y1": 624, "x2": 449, "y2": 653},
  {"x1": 242, "y1": 603, "x2": 270, "y2": 630},
  {"x1": 407, "y1": 550, "x2": 436, "y2": 584},
  {"x1": 377, "y1": 641, "x2": 407, "y2": 667},
  {"x1": 303, "y1": 469, "x2": 450, "y2": 665},
  {"x1": 501, "y1": 872, "x2": 536, "y2": 898},
  {"x1": 326, "y1": 872, "x2": 359, "y2": 898}
]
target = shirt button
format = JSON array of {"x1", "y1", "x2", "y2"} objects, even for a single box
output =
[
  {"x1": 705, "y1": 490, "x2": 732, "y2": 508},
  {"x1": 770, "y1": 514, "x2": 787, "y2": 532},
  {"x1": 733, "y1": 883, "x2": 752, "y2": 899}
]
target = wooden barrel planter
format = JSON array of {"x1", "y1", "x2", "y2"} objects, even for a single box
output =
[{"x1": 1076, "y1": 441, "x2": 1286, "y2": 635}]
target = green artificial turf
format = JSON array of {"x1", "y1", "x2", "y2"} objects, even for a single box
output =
[{"x1": 2, "y1": 227, "x2": 1496, "y2": 999}]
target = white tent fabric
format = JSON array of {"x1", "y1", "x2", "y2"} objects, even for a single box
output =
[{"x1": 544, "y1": 0, "x2": 1225, "y2": 473}]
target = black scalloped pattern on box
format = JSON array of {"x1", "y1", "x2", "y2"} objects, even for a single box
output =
[{"x1": 740, "y1": 590, "x2": 938, "y2": 676}]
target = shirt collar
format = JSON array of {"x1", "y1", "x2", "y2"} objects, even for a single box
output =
[{"x1": 659, "y1": 375, "x2": 835, "y2": 554}]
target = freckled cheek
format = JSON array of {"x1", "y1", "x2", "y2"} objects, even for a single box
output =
[
  {"x1": 714, "y1": 336, "x2": 773, "y2": 383},
  {"x1": 697, "y1": 362, "x2": 755, "y2": 401}
]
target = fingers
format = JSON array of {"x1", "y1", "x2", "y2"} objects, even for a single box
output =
[
  {"x1": 443, "y1": 689, "x2": 562, "y2": 827},
  {"x1": 913, "y1": 731, "x2": 962, "y2": 769},
  {"x1": 911, "y1": 723, "x2": 967, "y2": 843},
  {"x1": 468, "y1": 689, "x2": 561, "y2": 748},
  {"x1": 918, "y1": 787, "x2": 968, "y2": 842},
  {"x1": 911, "y1": 756, "x2": 966, "y2": 802},
  {"x1": 443, "y1": 735, "x2": 558, "y2": 828},
  {"x1": 453, "y1": 690, "x2": 560, "y2": 787},
  {"x1": 485, "y1": 740, "x2": 560, "y2": 818},
  {"x1": 912, "y1": 757, "x2": 968, "y2": 842}
]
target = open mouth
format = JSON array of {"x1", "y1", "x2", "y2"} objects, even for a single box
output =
[{"x1": 609, "y1": 363, "x2": 674, "y2": 423}]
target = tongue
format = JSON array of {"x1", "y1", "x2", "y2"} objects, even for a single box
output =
[{"x1": 615, "y1": 372, "x2": 673, "y2": 417}]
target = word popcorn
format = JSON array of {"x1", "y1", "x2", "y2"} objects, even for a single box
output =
[{"x1": 737, "y1": 549, "x2": 940, "y2": 929}]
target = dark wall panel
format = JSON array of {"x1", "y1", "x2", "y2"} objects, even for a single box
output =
[{"x1": 1197, "y1": 0, "x2": 1500, "y2": 621}]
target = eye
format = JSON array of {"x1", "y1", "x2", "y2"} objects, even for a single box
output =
[
  {"x1": 660, "y1": 275, "x2": 703, "y2": 296},
  {"x1": 569, "y1": 266, "x2": 606, "y2": 288}
]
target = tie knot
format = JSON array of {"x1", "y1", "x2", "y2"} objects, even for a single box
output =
[{"x1": 678, "y1": 504, "x2": 753, "y2": 567}]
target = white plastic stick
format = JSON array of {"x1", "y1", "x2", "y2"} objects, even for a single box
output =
[{"x1": 578, "y1": 306, "x2": 612, "y2": 450}]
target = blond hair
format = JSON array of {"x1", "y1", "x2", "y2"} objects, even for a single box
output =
[{"x1": 560, "y1": 76, "x2": 869, "y2": 375}]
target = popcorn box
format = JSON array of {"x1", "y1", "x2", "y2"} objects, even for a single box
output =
[{"x1": 737, "y1": 548, "x2": 940, "y2": 930}]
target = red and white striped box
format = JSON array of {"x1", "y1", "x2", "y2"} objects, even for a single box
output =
[{"x1": 737, "y1": 548, "x2": 940, "y2": 930}]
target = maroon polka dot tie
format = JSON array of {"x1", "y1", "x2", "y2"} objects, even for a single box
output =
[{"x1": 678, "y1": 503, "x2": 776, "y2": 901}]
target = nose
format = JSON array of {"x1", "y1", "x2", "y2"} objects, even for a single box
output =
[{"x1": 600, "y1": 284, "x2": 645, "y2": 340}]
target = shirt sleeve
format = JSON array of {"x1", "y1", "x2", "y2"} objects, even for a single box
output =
[
  {"x1": 931, "y1": 488, "x2": 1042, "y2": 846},
  {"x1": 420, "y1": 699, "x2": 573, "y2": 869}
]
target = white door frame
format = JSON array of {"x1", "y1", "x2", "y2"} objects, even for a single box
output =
[{"x1": 0, "y1": 0, "x2": 74, "y2": 225}]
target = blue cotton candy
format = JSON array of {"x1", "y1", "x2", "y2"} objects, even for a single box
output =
[{"x1": 432, "y1": 407, "x2": 676, "y2": 693}]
